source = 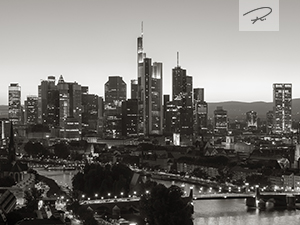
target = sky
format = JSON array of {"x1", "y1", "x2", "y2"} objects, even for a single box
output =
[{"x1": 0, "y1": 0, "x2": 300, "y2": 105}]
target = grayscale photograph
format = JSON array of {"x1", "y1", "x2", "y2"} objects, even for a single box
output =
[{"x1": 0, "y1": 0, "x2": 300, "y2": 225}]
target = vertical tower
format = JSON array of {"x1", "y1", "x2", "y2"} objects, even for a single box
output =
[
  {"x1": 246, "y1": 110, "x2": 258, "y2": 130},
  {"x1": 131, "y1": 79, "x2": 138, "y2": 99},
  {"x1": 8, "y1": 83, "x2": 21, "y2": 125},
  {"x1": 57, "y1": 75, "x2": 83, "y2": 139},
  {"x1": 214, "y1": 106, "x2": 228, "y2": 134},
  {"x1": 25, "y1": 96, "x2": 38, "y2": 125},
  {"x1": 136, "y1": 23, "x2": 163, "y2": 136},
  {"x1": 273, "y1": 83, "x2": 292, "y2": 134},
  {"x1": 194, "y1": 88, "x2": 208, "y2": 136},
  {"x1": 104, "y1": 76, "x2": 127, "y2": 138},
  {"x1": 172, "y1": 53, "x2": 193, "y2": 136},
  {"x1": 38, "y1": 76, "x2": 59, "y2": 129}
]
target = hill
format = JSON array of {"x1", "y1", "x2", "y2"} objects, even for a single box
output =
[{"x1": 208, "y1": 98, "x2": 300, "y2": 121}]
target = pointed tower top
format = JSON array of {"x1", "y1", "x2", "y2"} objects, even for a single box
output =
[
  {"x1": 141, "y1": 21, "x2": 143, "y2": 37},
  {"x1": 177, "y1": 52, "x2": 179, "y2": 67},
  {"x1": 58, "y1": 75, "x2": 65, "y2": 84}
]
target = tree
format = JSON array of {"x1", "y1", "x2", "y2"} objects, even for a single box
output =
[
  {"x1": 53, "y1": 142, "x2": 70, "y2": 159},
  {"x1": 24, "y1": 187, "x2": 43, "y2": 211},
  {"x1": 140, "y1": 184, "x2": 193, "y2": 225}
]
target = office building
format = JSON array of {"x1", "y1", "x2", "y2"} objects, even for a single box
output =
[
  {"x1": 193, "y1": 88, "x2": 208, "y2": 136},
  {"x1": 214, "y1": 106, "x2": 228, "y2": 133},
  {"x1": 57, "y1": 75, "x2": 83, "y2": 138},
  {"x1": 24, "y1": 96, "x2": 38, "y2": 125},
  {"x1": 82, "y1": 91, "x2": 104, "y2": 137},
  {"x1": 131, "y1": 79, "x2": 138, "y2": 99},
  {"x1": 38, "y1": 76, "x2": 59, "y2": 129},
  {"x1": 136, "y1": 25, "x2": 163, "y2": 136},
  {"x1": 172, "y1": 53, "x2": 193, "y2": 136},
  {"x1": 246, "y1": 110, "x2": 258, "y2": 130},
  {"x1": 104, "y1": 76, "x2": 126, "y2": 138},
  {"x1": 8, "y1": 83, "x2": 21, "y2": 124},
  {"x1": 266, "y1": 110, "x2": 274, "y2": 134},
  {"x1": 122, "y1": 99, "x2": 138, "y2": 137},
  {"x1": 273, "y1": 83, "x2": 292, "y2": 134}
]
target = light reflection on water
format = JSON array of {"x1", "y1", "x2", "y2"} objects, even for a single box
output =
[
  {"x1": 35, "y1": 170, "x2": 300, "y2": 225},
  {"x1": 34, "y1": 168, "x2": 77, "y2": 188}
]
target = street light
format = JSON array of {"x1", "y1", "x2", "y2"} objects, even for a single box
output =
[
  {"x1": 95, "y1": 194, "x2": 98, "y2": 198},
  {"x1": 108, "y1": 193, "x2": 111, "y2": 198}
]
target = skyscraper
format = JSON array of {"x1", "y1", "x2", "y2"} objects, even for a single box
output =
[
  {"x1": 25, "y1": 96, "x2": 38, "y2": 125},
  {"x1": 104, "y1": 76, "x2": 126, "y2": 138},
  {"x1": 172, "y1": 53, "x2": 193, "y2": 136},
  {"x1": 136, "y1": 24, "x2": 163, "y2": 136},
  {"x1": 214, "y1": 106, "x2": 228, "y2": 134},
  {"x1": 246, "y1": 110, "x2": 258, "y2": 130},
  {"x1": 38, "y1": 76, "x2": 59, "y2": 129},
  {"x1": 57, "y1": 75, "x2": 83, "y2": 139},
  {"x1": 8, "y1": 83, "x2": 21, "y2": 125},
  {"x1": 273, "y1": 83, "x2": 292, "y2": 134},
  {"x1": 131, "y1": 79, "x2": 138, "y2": 99},
  {"x1": 193, "y1": 88, "x2": 208, "y2": 136}
]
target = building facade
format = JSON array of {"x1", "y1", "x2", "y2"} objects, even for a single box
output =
[
  {"x1": 8, "y1": 83, "x2": 21, "y2": 125},
  {"x1": 24, "y1": 96, "x2": 38, "y2": 125},
  {"x1": 246, "y1": 110, "x2": 258, "y2": 130},
  {"x1": 273, "y1": 83, "x2": 292, "y2": 134},
  {"x1": 104, "y1": 76, "x2": 126, "y2": 138},
  {"x1": 193, "y1": 88, "x2": 208, "y2": 136},
  {"x1": 214, "y1": 106, "x2": 228, "y2": 134}
]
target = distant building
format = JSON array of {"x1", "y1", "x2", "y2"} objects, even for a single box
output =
[
  {"x1": 57, "y1": 75, "x2": 83, "y2": 139},
  {"x1": 24, "y1": 96, "x2": 38, "y2": 125},
  {"x1": 104, "y1": 76, "x2": 126, "y2": 138},
  {"x1": 172, "y1": 53, "x2": 193, "y2": 136},
  {"x1": 82, "y1": 92, "x2": 104, "y2": 137},
  {"x1": 273, "y1": 83, "x2": 292, "y2": 134},
  {"x1": 131, "y1": 79, "x2": 138, "y2": 99},
  {"x1": 193, "y1": 88, "x2": 208, "y2": 136},
  {"x1": 214, "y1": 106, "x2": 228, "y2": 133},
  {"x1": 246, "y1": 110, "x2": 257, "y2": 130},
  {"x1": 8, "y1": 83, "x2": 21, "y2": 125},
  {"x1": 122, "y1": 99, "x2": 138, "y2": 137},
  {"x1": 38, "y1": 76, "x2": 59, "y2": 129}
]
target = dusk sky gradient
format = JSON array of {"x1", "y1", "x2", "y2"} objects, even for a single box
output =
[{"x1": 1, "y1": 0, "x2": 300, "y2": 105}]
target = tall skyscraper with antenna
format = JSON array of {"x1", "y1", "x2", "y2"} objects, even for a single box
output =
[
  {"x1": 137, "y1": 23, "x2": 163, "y2": 136},
  {"x1": 172, "y1": 52, "x2": 193, "y2": 136}
]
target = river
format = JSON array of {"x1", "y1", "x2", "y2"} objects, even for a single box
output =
[{"x1": 35, "y1": 169, "x2": 300, "y2": 225}]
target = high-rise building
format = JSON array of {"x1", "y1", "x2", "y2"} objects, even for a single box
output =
[
  {"x1": 57, "y1": 75, "x2": 83, "y2": 139},
  {"x1": 24, "y1": 96, "x2": 38, "y2": 125},
  {"x1": 214, "y1": 106, "x2": 228, "y2": 133},
  {"x1": 38, "y1": 76, "x2": 59, "y2": 129},
  {"x1": 122, "y1": 99, "x2": 138, "y2": 137},
  {"x1": 131, "y1": 79, "x2": 138, "y2": 99},
  {"x1": 246, "y1": 110, "x2": 258, "y2": 130},
  {"x1": 104, "y1": 76, "x2": 126, "y2": 138},
  {"x1": 193, "y1": 88, "x2": 208, "y2": 136},
  {"x1": 273, "y1": 83, "x2": 292, "y2": 134},
  {"x1": 82, "y1": 91, "x2": 103, "y2": 137},
  {"x1": 136, "y1": 25, "x2": 163, "y2": 136},
  {"x1": 172, "y1": 53, "x2": 193, "y2": 136},
  {"x1": 8, "y1": 83, "x2": 21, "y2": 124}
]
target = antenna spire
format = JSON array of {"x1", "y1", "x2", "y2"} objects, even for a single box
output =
[
  {"x1": 177, "y1": 51, "x2": 179, "y2": 67},
  {"x1": 141, "y1": 21, "x2": 143, "y2": 37}
]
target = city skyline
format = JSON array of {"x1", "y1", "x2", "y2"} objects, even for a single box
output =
[{"x1": 1, "y1": 0, "x2": 300, "y2": 105}]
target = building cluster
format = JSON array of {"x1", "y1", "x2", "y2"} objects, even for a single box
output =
[{"x1": 4, "y1": 27, "x2": 294, "y2": 143}]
